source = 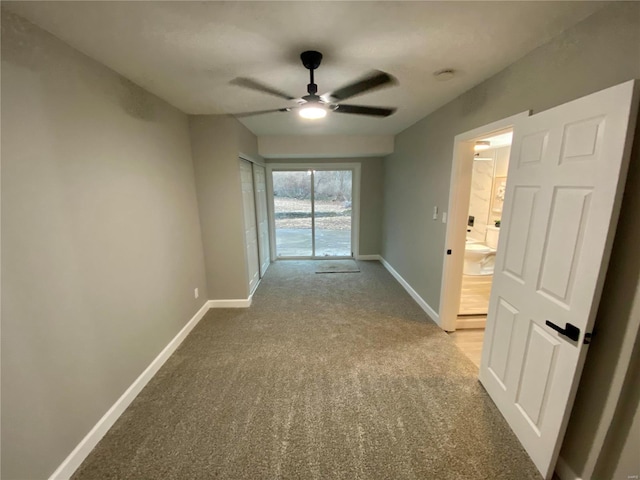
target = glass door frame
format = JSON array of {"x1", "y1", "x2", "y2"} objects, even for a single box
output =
[{"x1": 266, "y1": 162, "x2": 361, "y2": 260}]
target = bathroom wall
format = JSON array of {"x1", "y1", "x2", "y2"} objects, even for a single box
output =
[
  {"x1": 467, "y1": 145, "x2": 510, "y2": 242},
  {"x1": 490, "y1": 146, "x2": 510, "y2": 227},
  {"x1": 467, "y1": 154, "x2": 495, "y2": 241}
]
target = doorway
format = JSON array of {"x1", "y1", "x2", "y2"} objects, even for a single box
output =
[
  {"x1": 440, "y1": 113, "x2": 528, "y2": 336},
  {"x1": 448, "y1": 129, "x2": 514, "y2": 368},
  {"x1": 457, "y1": 132, "x2": 512, "y2": 324},
  {"x1": 266, "y1": 163, "x2": 360, "y2": 260}
]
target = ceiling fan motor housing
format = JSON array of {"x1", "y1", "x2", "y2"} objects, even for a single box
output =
[{"x1": 300, "y1": 50, "x2": 323, "y2": 70}]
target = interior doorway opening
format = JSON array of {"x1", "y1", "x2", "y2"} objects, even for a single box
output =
[
  {"x1": 449, "y1": 130, "x2": 513, "y2": 368},
  {"x1": 439, "y1": 112, "x2": 529, "y2": 338},
  {"x1": 457, "y1": 131, "x2": 513, "y2": 330}
]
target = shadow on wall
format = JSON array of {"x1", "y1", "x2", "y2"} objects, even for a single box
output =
[
  {"x1": 561, "y1": 111, "x2": 640, "y2": 476},
  {"x1": 1, "y1": 11, "x2": 157, "y2": 122},
  {"x1": 118, "y1": 78, "x2": 157, "y2": 121},
  {"x1": 593, "y1": 338, "x2": 640, "y2": 478}
]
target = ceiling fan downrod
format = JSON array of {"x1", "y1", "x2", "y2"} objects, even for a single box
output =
[{"x1": 300, "y1": 50, "x2": 323, "y2": 98}]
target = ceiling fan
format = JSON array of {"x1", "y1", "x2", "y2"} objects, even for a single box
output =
[{"x1": 231, "y1": 50, "x2": 397, "y2": 119}]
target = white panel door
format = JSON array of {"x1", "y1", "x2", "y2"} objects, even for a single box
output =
[
  {"x1": 479, "y1": 80, "x2": 638, "y2": 479},
  {"x1": 239, "y1": 159, "x2": 260, "y2": 294},
  {"x1": 253, "y1": 164, "x2": 271, "y2": 277}
]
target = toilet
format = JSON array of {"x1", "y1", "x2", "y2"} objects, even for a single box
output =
[
  {"x1": 463, "y1": 227, "x2": 500, "y2": 276},
  {"x1": 463, "y1": 243, "x2": 496, "y2": 275}
]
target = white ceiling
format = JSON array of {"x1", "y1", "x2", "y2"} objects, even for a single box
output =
[{"x1": 5, "y1": 1, "x2": 605, "y2": 136}]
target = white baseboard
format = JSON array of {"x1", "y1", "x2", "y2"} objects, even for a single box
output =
[
  {"x1": 209, "y1": 296, "x2": 252, "y2": 308},
  {"x1": 555, "y1": 457, "x2": 582, "y2": 480},
  {"x1": 356, "y1": 254, "x2": 381, "y2": 261},
  {"x1": 379, "y1": 257, "x2": 440, "y2": 324},
  {"x1": 48, "y1": 301, "x2": 211, "y2": 480}
]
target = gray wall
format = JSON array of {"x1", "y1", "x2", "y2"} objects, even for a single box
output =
[
  {"x1": 593, "y1": 332, "x2": 640, "y2": 479},
  {"x1": 189, "y1": 115, "x2": 261, "y2": 300},
  {"x1": 266, "y1": 157, "x2": 384, "y2": 256},
  {"x1": 1, "y1": 11, "x2": 208, "y2": 480},
  {"x1": 381, "y1": 2, "x2": 640, "y2": 477},
  {"x1": 383, "y1": 1, "x2": 640, "y2": 312}
]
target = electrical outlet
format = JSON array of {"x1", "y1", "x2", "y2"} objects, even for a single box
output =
[{"x1": 194, "y1": 288, "x2": 199, "y2": 299}]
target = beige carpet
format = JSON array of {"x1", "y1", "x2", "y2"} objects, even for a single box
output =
[{"x1": 72, "y1": 260, "x2": 541, "y2": 480}]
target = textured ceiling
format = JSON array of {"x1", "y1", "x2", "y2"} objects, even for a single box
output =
[{"x1": 5, "y1": 1, "x2": 605, "y2": 136}]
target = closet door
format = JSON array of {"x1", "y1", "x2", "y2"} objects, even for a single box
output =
[
  {"x1": 239, "y1": 159, "x2": 260, "y2": 294},
  {"x1": 252, "y1": 164, "x2": 271, "y2": 277}
]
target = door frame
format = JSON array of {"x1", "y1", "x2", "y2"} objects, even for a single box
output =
[
  {"x1": 439, "y1": 112, "x2": 530, "y2": 332},
  {"x1": 251, "y1": 162, "x2": 271, "y2": 278},
  {"x1": 239, "y1": 155, "x2": 269, "y2": 296},
  {"x1": 266, "y1": 162, "x2": 361, "y2": 260}
]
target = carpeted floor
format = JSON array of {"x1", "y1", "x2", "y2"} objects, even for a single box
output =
[
  {"x1": 72, "y1": 260, "x2": 541, "y2": 480},
  {"x1": 315, "y1": 259, "x2": 360, "y2": 274}
]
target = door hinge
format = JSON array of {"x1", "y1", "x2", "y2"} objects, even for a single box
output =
[
  {"x1": 447, "y1": 249, "x2": 452, "y2": 255},
  {"x1": 584, "y1": 331, "x2": 594, "y2": 345}
]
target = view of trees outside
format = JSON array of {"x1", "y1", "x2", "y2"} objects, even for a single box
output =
[{"x1": 273, "y1": 170, "x2": 352, "y2": 257}]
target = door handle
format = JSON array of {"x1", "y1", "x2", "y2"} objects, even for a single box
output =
[{"x1": 545, "y1": 320, "x2": 580, "y2": 342}]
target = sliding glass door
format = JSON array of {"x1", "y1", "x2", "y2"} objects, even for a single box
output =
[
  {"x1": 272, "y1": 171, "x2": 313, "y2": 257},
  {"x1": 272, "y1": 169, "x2": 353, "y2": 258},
  {"x1": 313, "y1": 170, "x2": 352, "y2": 257}
]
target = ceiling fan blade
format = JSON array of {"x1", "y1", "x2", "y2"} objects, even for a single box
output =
[
  {"x1": 333, "y1": 104, "x2": 396, "y2": 117},
  {"x1": 230, "y1": 77, "x2": 297, "y2": 101},
  {"x1": 324, "y1": 71, "x2": 397, "y2": 102},
  {"x1": 233, "y1": 107, "x2": 295, "y2": 118}
]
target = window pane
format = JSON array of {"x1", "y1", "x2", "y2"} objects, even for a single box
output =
[
  {"x1": 273, "y1": 171, "x2": 312, "y2": 257},
  {"x1": 314, "y1": 170, "x2": 352, "y2": 257}
]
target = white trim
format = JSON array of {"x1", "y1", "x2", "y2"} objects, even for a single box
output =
[
  {"x1": 356, "y1": 254, "x2": 381, "y2": 261},
  {"x1": 48, "y1": 301, "x2": 211, "y2": 480},
  {"x1": 238, "y1": 152, "x2": 265, "y2": 167},
  {"x1": 380, "y1": 257, "x2": 440, "y2": 324},
  {"x1": 208, "y1": 297, "x2": 253, "y2": 308},
  {"x1": 555, "y1": 456, "x2": 582, "y2": 480},
  {"x1": 257, "y1": 135, "x2": 394, "y2": 159},
  {"x1": 438, "y1": 111, "x2": 530, "y2": 332}
]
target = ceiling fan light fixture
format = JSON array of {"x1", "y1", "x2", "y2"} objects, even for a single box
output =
[
  {"x1": 232, "y1": 50, "x2": 397, "y2": 119},
  {"x1": 298, "y1": 104, "x2": 327, "y2": 119}
]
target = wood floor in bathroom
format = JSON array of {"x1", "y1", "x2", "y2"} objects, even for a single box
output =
[{"x1": 458, "y1": 274, "x2": 493, "y2": 315}]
